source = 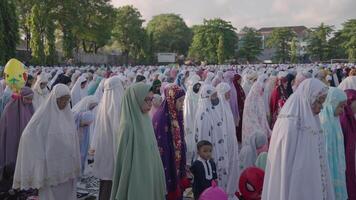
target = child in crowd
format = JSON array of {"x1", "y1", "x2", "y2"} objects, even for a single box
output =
[{"x1": 190, "y1": 140, "x2": 217, "y2": 200}]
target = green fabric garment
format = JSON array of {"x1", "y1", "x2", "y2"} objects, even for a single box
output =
[
  {"x1": 111, "y1": 82, "x2": 166, "y2": 200},
  {"x1": 87, "y1": 76, "x2": 103, "y2": 95},
  {"x1": 255, "y1": 152, "x2": 268, "y2": 171}
]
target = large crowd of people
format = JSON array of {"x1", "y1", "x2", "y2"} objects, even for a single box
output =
[{"x1": 0, "y1": 62, "x2": 356, "y2": 200}]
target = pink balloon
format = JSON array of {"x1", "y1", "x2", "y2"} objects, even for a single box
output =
[{"x1": 199, "y1": 181, "x2": 228, "y2": 200}]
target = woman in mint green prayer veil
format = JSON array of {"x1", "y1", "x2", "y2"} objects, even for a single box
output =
[
  {"x1": 319, "y1": 87, "x2": 348, "y2": 200},
  {"x1": 111, "y1": 82, "x2": 166, "y2": 200}
]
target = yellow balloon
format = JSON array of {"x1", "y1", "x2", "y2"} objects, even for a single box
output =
[{"x1": 4, "y1": 58, "x2": 27, "y2": 93}]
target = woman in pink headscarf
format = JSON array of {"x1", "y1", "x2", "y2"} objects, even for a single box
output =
[
  {"x1": 340, "y1": 89, "x2": 356, "y2": 200},
  {"x1": 223, "y1": 71, "x2": 239, "y2": 126}
]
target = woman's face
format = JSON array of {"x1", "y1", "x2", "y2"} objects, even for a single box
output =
[
  {"x1": 351, "y1": 100, "x2": 356, "y2": 114},
  {"x1": 40, "y1": 82, "x2": 48, "y2": 89},
  {"x1": 22, "y1": 95, "x2": 33, "y2": 104},
  {"x1": 175, "y1": 95, "x2": 185, "y2": 111},
  {"x1": 56, "y1": 95, "x2": 71, "y2": 110},
  {"x1": 140, "y1": 92, "x2": 154, "y2": 113},
  {"x1": 311, "y1": 94, "x2": 327, "y2": 115},
  {"x1": 225, "y1": 91, "x2": 231, "y2": 100},
  {"x1": 80, "y1": 81, "x2": 87, "y2": 89},
  {"x1": 88, "y1": 103, "x2": 98, "y2": 110},
  {"x1": 334, "y1": 100, "x2": 347, "y2": 116}
]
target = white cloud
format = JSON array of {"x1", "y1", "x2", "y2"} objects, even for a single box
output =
[{"x1": 111, "y1": 0, "x2": 356, "y2": 30}]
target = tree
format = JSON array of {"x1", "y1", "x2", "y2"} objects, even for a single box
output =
[
  {"x1": 188, "y1": 18, "x2": 238, "y2": 64},
  {"x1": 147, "y1": 14, "x2": 192, "y2": 55},
  {"x1": 327, "y1": 30, "x2": 347, "y2": 60},
  {"x1": 306, "y1": 23, "x2": 334, "y2": 61},
  {"x1": 75, "y1": 0, "x2": 115, "y2": 54},
  {"x1": 29, "y1": 4, "x2": 45, "y2": 64},
  {"x1": 113, "y1": 5, "x2": 146, "y2": 64},
  {"x1": 267, "y1": 28, "x2": 295, "y2": 63},
  {"x1": 238, "y1": 27, "x2": 262, "y2": 63},
  {"x1": 340, "y1": 19, "x2": 356, "y2": 62},
  {"x1": 55, "y1": 0, "x2": 81, "y2": 59},
  {"x1": 0, "y1": 0, "x2": 19, "y2": 64},
  {"x1": 290, "y1": 37, "x2": 298, "y2": 63},
  {"x1": 45, "y1": 18, "x2": 56, "y2": 65},
  {"x1": 217, "y1": 35, "x2": 225, "y2": 64}
]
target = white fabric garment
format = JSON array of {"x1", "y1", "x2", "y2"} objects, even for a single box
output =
[
  {"x1": 216, "y1": 83, "x2": 240, "y2": 200},
  {"x1": 262, "y1": 78, "x2": 335, "y2": 200},
  {"x1": 204, "y1": 72, "x2": 215, "y2": 84},
  {"x1": 32, "y1": 73, "x2": 49, "y2": 110},
  {"x1": 39, "y1": 179, "x2": 76, "y2": 200},
  {"x1": 212, "y1": 71, "x2": 223, "y2": 87},
  {"x1": 94, "y1": 78, "x2": 105, "y2": 101},
  {"x1": 13, "y1": 84, "x2": 80, "y2": 192},
  {"x1": 72, "y1": 95, "x2": 98, "y2": 115},
  {"x1": 338, "y1": 76, "x2": 356, "y2": 90},
  {"x1": 184, "y1": 74, "x2": 201, "y2": 164},
  {"x1": 242, "y1": 74, "x2": 271, "y2": 146},
  {"x1": 242, "y1": 71, "x2": 257, "y2": 96},
  {"x1": 239, "y1": 133, "x2": 267, "y2": 171},
  {"x1": 70, "y1": 70, "x2": 81, "y2": 89},
  {"x1": 91, "y1": 76, "x2": 124, "y2": 180},
  {"x1": 193, "y1": 84, "x2": 229, "y2": 193},
  {"x1": 70, "y1": 74, "x2": 88, "y2": 106}
]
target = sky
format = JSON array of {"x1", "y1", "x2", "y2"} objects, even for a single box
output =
[{"x1": 111, "y1": 0, "x2": 356, "y2": 31}]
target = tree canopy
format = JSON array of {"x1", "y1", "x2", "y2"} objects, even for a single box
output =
[
  {"x1": 146, "y1": 14, "x2": 192, "y2": 55},
  {"x1": 267, "y1": 27, "x2": 296, "y2": 63},
  {"x1": 238, "y1": 27, "x2": 262, "y2": 63},
  {"x1": 188, "y1": 18, "x2": 238, "y2": 64},
  {"x1": 0, "y1": 0, "x2": 19, "y2": 64},
  {"x1": 306, "y1": 23, "x2": 334, "y2": 61}
]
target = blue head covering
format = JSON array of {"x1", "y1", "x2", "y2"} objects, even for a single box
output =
[{"x1": 319, "y1": 87, "x2": 348, "y2": 200}]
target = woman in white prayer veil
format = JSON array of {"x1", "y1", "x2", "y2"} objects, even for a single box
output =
[
  {"x1": 212, "y1": 71, "x2": 224, "y2": 87},
  {"x1": 72, "y1": 95, "x2": 99, "y2": 173},
  {"x1": 94, "y1": 78, "x2": 105, "y2": 101},
  {"x1": 183, "y1": 74, "x2": 201, "y2": 164},
  {"x1": 90, "y1": 76, "x2": 124, "y2": 200},
  {"x1": 32, "y1": 73, "x2": 49, "y2": 110},
  {"x1": 242, "y1": 74, "x2": 271, "y2": 146},
  {"x1": 204, "y1": 72, "x2": 215, "y2": 84},
  {"x1": 13, "y1": 84, "x2": 80, "y2": 200},
  {"x1": 242, "y1": 71, "x2": 258, "y2": 96},
  {"x1": 216, "y1": 82, "x2": 240, "y2": 200},
  {"x1": 338, "y1": 76, "x2": 356, "y2": 90},
  {"x1": 262, "y1": 78, "x2": 335, "y2": 200},
  {"x1": 70, "y1": 70, "x2": 81, "y2": 89},
  {"x1": 70, "y1": 74, "x2": 88, "y2": 106},
  {"x1": 193, "y1": 84, "x2": 229, "y2": 193}
]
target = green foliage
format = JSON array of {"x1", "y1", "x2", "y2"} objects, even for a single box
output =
[
  {"x1": 188, "y1": 18, "x2": 238, "y2": 64},
  {"x1": 290, "y1": 37, "x2": 298, "y2": 63},
  {"x1": 147, "y1": 14, "x2": 192, "y2": 55},
  {"x1": 0, "y1": 0, "x2": 19, "y2": 64},
  {"x1": 340, "y1": 19, "x2": 356, "y2": 62},
  {"x1": 45, "y1": 19, "x2": 56, "y2": 65},
  {"x1": 267, "y1": 27, "x2": 296, "y2": 63},
  {"x1": 327, "y1": 31, "x2": 347, "y2": 59},
  {"x1": 75, "y1": 0, "x2": 115, "y2": 54},
  {"x1": 238, "y1": 27, "x2": 262, "y2": 63},
  {"x1": 113, "y1": 5, "x2": 146, "y2": 64},
  {"x1": 306, "y1": 23, "x2": 334, "y2": 61},
  {"x1": 217, "y1": 35, "x2": 225, "y2": 64},
  {"x1": 29, "y1": 4, "x2": 45, "y2": 65}
]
